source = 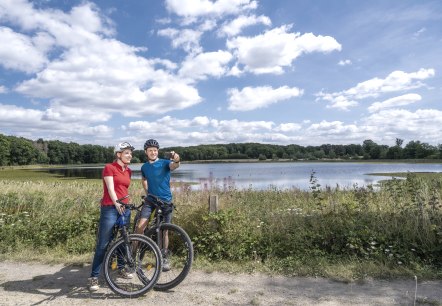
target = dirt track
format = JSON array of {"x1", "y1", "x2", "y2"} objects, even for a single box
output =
[{"x1": 0, "y1": 261, "x2": 441, "y2": 305}]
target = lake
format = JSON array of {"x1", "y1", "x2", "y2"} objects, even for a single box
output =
[{"x1": 37, "y1": 161, "x2": 442, "y2": 191}]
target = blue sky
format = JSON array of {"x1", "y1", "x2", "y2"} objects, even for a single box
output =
[{"x1": 0, "y1": 0, "x2": 441, "y2": 149}]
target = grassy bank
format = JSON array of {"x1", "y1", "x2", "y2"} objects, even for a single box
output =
[{"x1": 0, "y1": 170, "x2": 441, "y2": 281}]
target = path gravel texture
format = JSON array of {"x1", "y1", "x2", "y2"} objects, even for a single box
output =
[{"x1": 0, "y1": 261, "x2": 441, "y2": 305}]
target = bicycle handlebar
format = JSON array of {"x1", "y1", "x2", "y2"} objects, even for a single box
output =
[
  {"x1": 115, "y1": 195, "x2": 143, "y2": 211},
  {"x1": 144, "y1": 193, "x2": 169, "y2": 207},
  {"x1": 115, "y1": 194, "x2": 173, "y2": 211}
]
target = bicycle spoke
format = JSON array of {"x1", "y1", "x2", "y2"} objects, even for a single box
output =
[
  {"x1": 148, "y1": 223, "x2": 193, "y2": 291},
  {"x1": 104, "y1": 235, "x2": 161, "y2": 297}
]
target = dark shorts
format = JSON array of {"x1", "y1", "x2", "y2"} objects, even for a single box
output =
[{"x1": 140, "y1": 202, "x2": 173, "y2": 223}]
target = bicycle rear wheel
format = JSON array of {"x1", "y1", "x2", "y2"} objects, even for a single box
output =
[
  {"x1": 104, "y1": 234, "x2": 162, "y2": 297},
  {"x1": 145, "y1": 223, "x2": 193, "y2": 291}
]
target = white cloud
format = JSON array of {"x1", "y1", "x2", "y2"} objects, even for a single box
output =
[
  {"x1": 1, "y1": 1, "x2": 440, "y2": 148},
  {"x1": 219, "y1": 14, "x2": 271, "y2": 37},
  {"x1": 0, "y1": 27, "x2": 48, "y2": 73},
  {"x1": 346, "y1": 69, "x2": 434, "y2": 98},
  {"x1": 165, "y1": 0, "x2": 257, "y2": 19},
  {"x1": 275, "y1": 123, "x2": 302, "y2": 132},
  {"x1": 0, "y1": 103, "x2": 44, "y2": 126},
  {"x1": 317, "y1": 68, "x2": 435, "y2": 110},
  {"x1": 227, "y1": 64, "x2": 243, "y2": 76},
  {"x1": 307, "y1": 120, "x2": 360, "y2": 135},
  {"x1": 179, "y1": 50, "x2": 233, "y2": 80},
  {"x1": 157, "y1": 28, "x2": 203, "y2": 54},
  {"x1": 413, "y1": 27, "x2": 426, "y2": 38},
  {"x1": 130, "y1": 80, "x2": 202, "y2": 116},
  {"x1": 227, "y1": 85, "x2": 303, "y2": 111},
  {"x1": 192, "y1": 116, "x2": 211, "y2": 126},
  {"x1": 216, "y1": 119, "x2": 273, "y2": 131},
  {"x1": 323, "y1": 95, "x2": 358, "y2": 111},
  {"x1": 0, "y1": 1, "x2": 114, "y2": 48},
  {"x1": 0, "y1": 103, "x2": 113, "y2": 138},
  {"x1": 122, "y1": 108, "x2": 442, "y2": 148},
  {"x1": 227, "y1": 25, "x2": 341, "y2": 74},
  {"x1": 362, "y1": 108, "x2": 442, "y2": 143},
  {"x1": 127, "y1": 116, "x2": 277, "y2": 146},
  {"x1": 0, "y1": 2, "x2": 204, "y2": 119},
  {"x1": 368, "y1": 93, "x2": 421, "y2": 113},
  {"x1": 42, "y1": 104, "x2": 111, "y2": 122},
  {"x1": 338, "y1": 59, "x2": 352, "y2": 66}
]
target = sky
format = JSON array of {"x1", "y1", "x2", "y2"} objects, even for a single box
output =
[{"x1": 0, "y1": 0, "x2": 441, "y2": 149}]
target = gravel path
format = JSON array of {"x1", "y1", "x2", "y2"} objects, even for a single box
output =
[{"x1": 0, "y1": 261, "x2": 441, "y2": 305}]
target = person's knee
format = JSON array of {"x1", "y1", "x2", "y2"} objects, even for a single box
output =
[{"x1": 136, "y1": 218, "x2": 148, "y2": 233}]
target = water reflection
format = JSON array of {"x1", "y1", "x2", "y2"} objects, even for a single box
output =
[{"x1": 30, "y1": 162, "x2": 442, "y2": 191}]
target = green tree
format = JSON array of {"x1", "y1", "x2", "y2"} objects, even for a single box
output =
[
  {"x1": 403, "y1": 141, "x2": 436, "y2": 159},
  {"x1": 47, "y1": 140, "x2": 66, "y2": 164},
  {"x1": 9, "y1": 137, "x2": 39, "y2": 165},
  {"x1": 362, "y1": 139, "x2": 381, "y2": 159},
  {"x1": 0, "y1": 134, "x2": 11, "y2": 166}
]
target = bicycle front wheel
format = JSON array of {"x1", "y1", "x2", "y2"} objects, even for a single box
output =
[
  {"x1": 104, "y1": 234, "x2": 162, "y2": 298},
  {"x1": 146, "y1": 223, "x2": 193, "y2": 291}
]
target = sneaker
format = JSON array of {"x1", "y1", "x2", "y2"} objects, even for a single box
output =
[
  {"x1": 162, "y1": 258, "x2": 171, "y2": 272},
  {"x1": 118, "y1": 268, "x2": 134, "y2": 279},
  {"x1": 88, "y1": 277, "x2": 99, "y2": 291}
]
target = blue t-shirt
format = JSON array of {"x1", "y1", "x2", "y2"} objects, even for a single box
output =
[{"x1": 141, "y1": 159, "x2": 172, "y2": 202}]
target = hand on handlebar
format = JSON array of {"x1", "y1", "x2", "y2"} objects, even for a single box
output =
[
  {"x1": 114, "y1": 202, "x2": 125, "y2": 215},
  {"x1": 115, "y1": 195, "x2": 130, "y2": 215}
]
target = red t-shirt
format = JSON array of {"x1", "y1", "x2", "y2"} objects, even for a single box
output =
[{"x1": 101, "y1": 162, "x2": 132, "y2": 206}]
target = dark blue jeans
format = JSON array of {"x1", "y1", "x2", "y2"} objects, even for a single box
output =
[{"x1": 90, "y1": 206, "x2": 130, "y2": 278}]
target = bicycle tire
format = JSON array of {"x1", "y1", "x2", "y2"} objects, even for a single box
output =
[
  {"x1": 104, "y1": 234, "x2": 162, "y2": 298},
  {"x1": 145, "y1": 223, "x2": 193, "y2": 291}
]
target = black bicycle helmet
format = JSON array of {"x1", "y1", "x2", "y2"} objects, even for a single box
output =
[{"x1": 144, "y1": 139, "x2": 159, "y2": 150}]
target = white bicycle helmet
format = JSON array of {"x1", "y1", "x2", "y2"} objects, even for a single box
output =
[{"x1": 114, "y1": 142, "x2": 135, "y2": 153}]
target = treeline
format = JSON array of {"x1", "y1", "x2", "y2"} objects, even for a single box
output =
[
  {"x1": 0, "y1": 135, "x2": 115, "y2": 166},
  {"x1": 0, "y1": 133, "x2": 441, "y2": 166},
  {"x1": 165, "y1": 139, "x2": 442, "y2": 161}
]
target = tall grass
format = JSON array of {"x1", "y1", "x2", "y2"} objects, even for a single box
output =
[{"x1": 0, "y1": 172, "x2": 441, "y2": 279}]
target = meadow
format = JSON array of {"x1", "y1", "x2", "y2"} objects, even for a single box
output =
[{"x1": 0, "y1": 168, "x2": 441, "y2": 281}]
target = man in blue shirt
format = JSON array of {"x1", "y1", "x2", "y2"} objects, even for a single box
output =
[{"x1": 135, "y1": 139, "x2": 180, "y2": 271}]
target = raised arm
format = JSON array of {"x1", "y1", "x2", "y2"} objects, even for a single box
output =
[{"x1": 169, "y1": 151, "x2": 180, "y2": 171}]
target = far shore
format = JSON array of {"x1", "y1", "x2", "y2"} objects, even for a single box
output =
[{"x1": 1, "y1": 158, "x2": 442, "y2": 170}]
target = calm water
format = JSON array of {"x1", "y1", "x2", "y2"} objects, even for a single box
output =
[{"x1": 36, "y1": 162, "x2": 442, "y2": 191}]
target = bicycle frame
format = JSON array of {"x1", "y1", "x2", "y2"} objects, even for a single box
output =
[
  {"x1": 143, "y1": 194, "x2": 174, "y2": 240},
  {"x1": 114, "y1": 196, "x2": 150, "y2": 270}
]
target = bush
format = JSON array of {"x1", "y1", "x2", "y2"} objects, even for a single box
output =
[{"x1": 0, "y1": 173, "x2": 441, "y2": 275}]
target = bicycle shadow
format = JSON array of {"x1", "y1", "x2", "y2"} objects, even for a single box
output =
[{"x1": 0, "y1": 263, "x2": 125, "y2": 304}]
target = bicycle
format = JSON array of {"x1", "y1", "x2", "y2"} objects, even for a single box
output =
[
  {"x1": 102, "y1": 196, "x2": 162, "y2": 298},
  {"x1": 133, "y1": 193, "x2": 194, "y2": 291}
]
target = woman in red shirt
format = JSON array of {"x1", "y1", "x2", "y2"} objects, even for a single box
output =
[{"x1": 88, "y1": 142, "x2": 134, "y2": 291}]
